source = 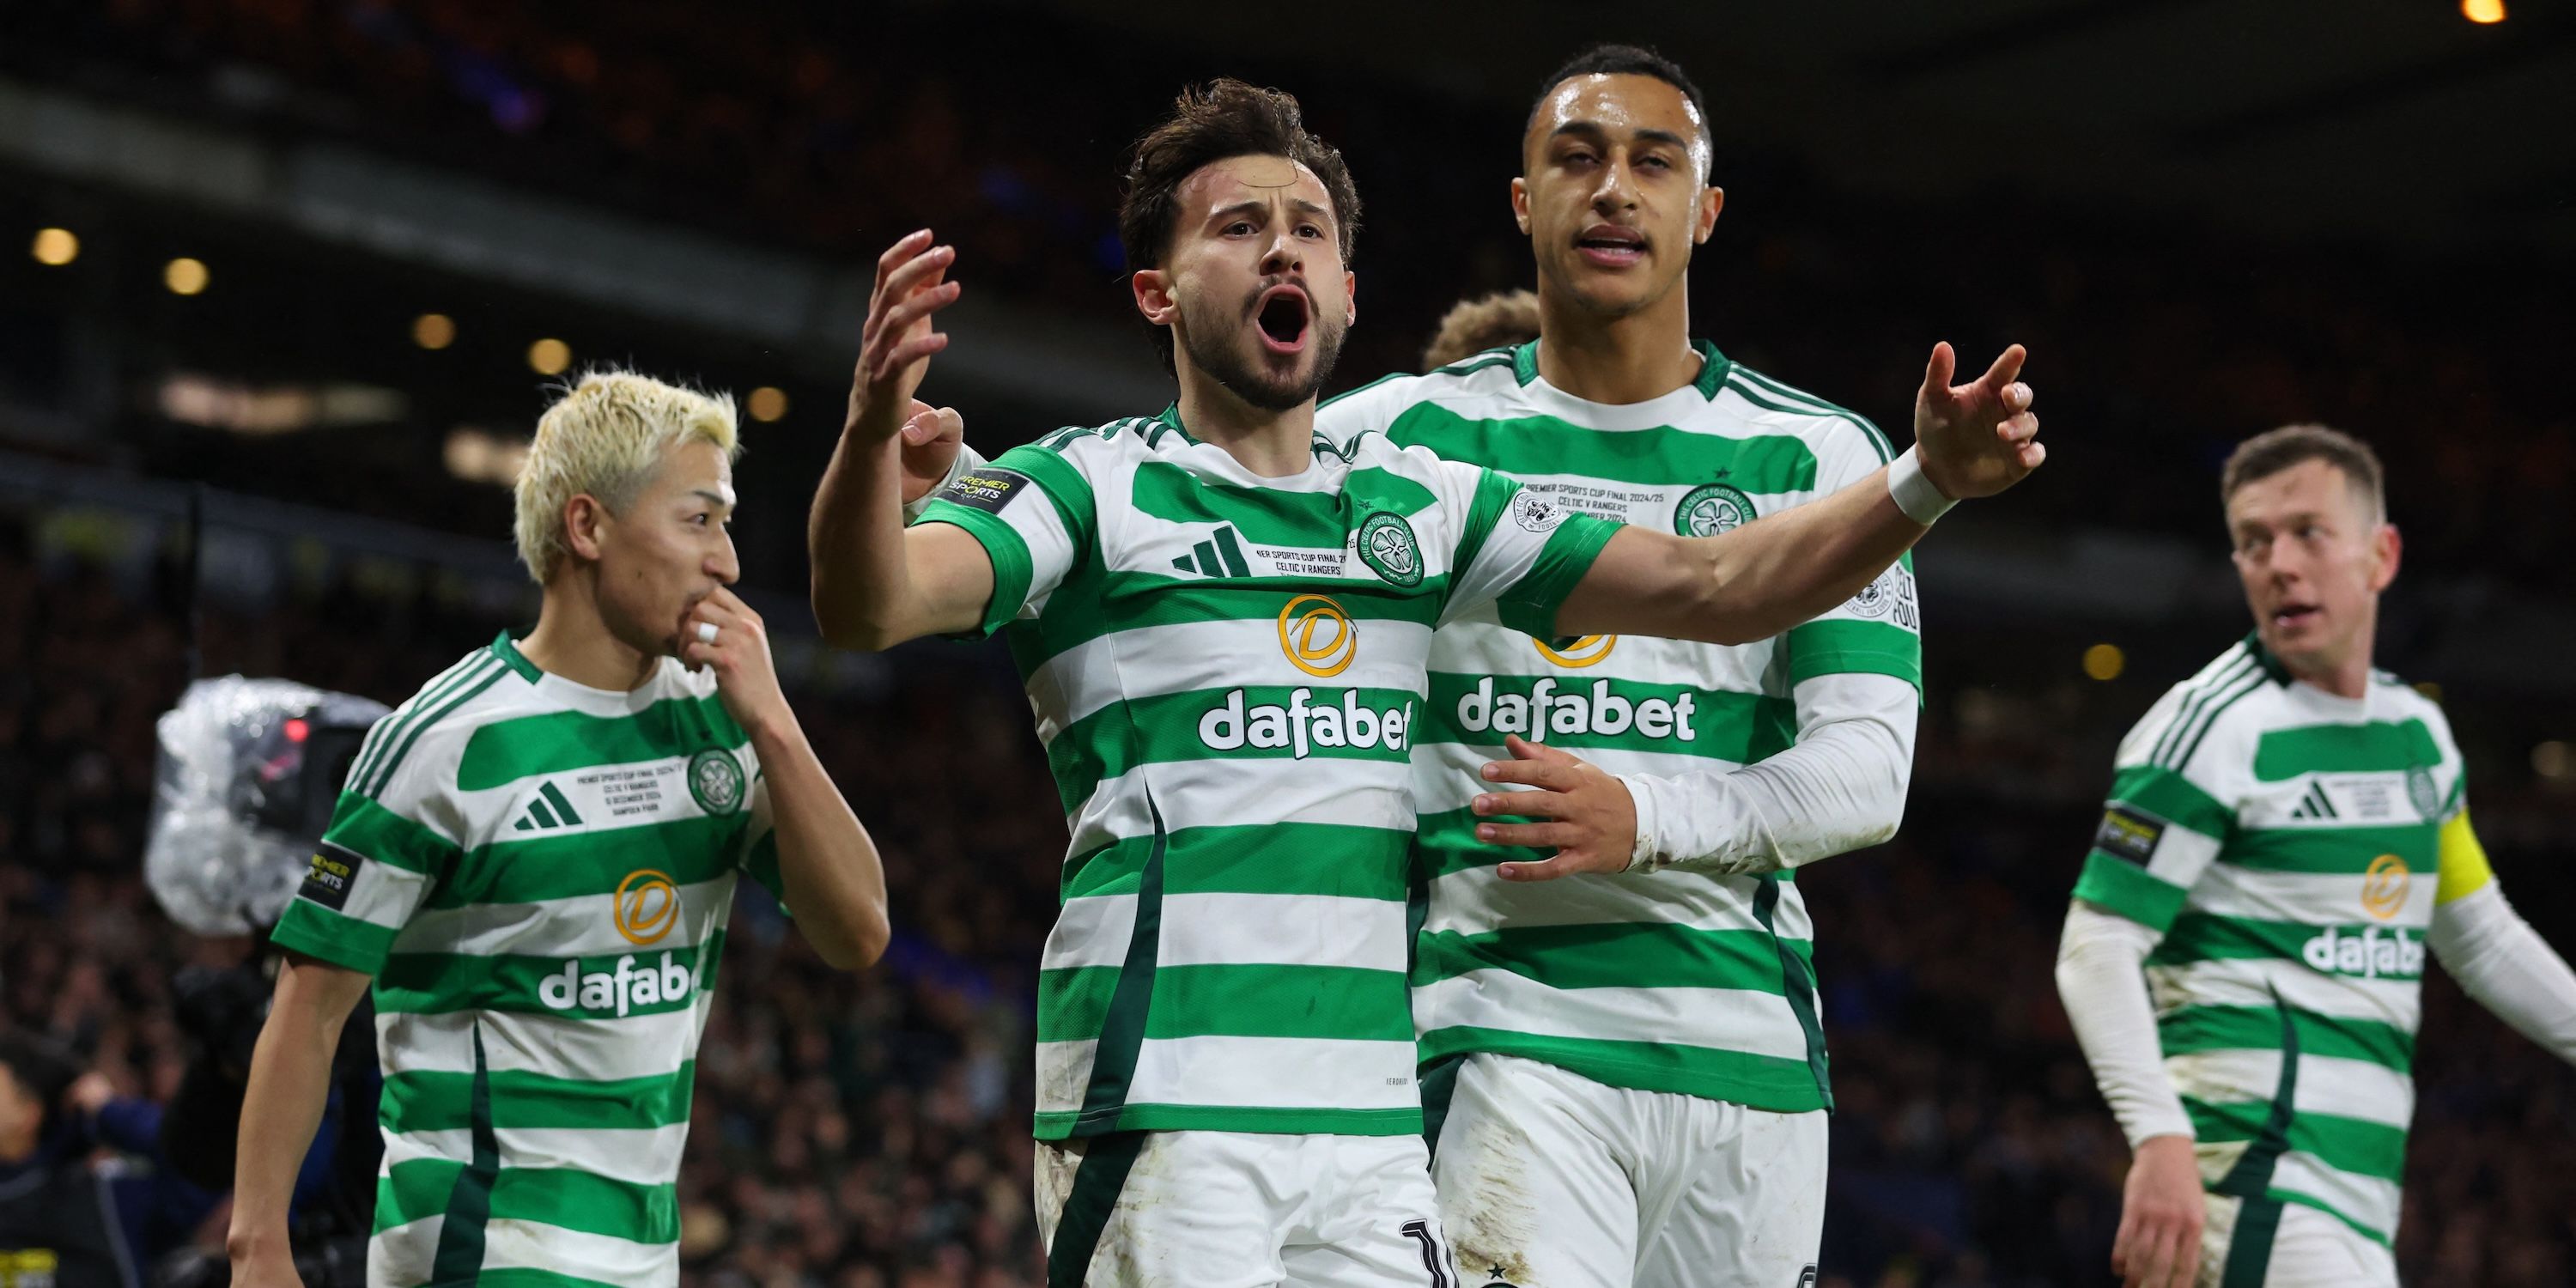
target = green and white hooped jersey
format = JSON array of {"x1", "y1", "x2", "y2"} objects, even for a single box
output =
[
  {"x1": 2072, "y1": 636, "x2": 2466, "y2": 1248},
  {"x1": 1320, "y1": 341, "x2": 1918, "y2": 1115},
  {"x1": 915, "y1": 406, "x2": 1619, "y2": 1140},
  {"x1": 270, "y1": 635, "x2": 778, "y2": 1288}
]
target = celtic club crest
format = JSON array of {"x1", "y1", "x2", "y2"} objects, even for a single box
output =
[
  {"x1": 1675, "y1": 482, "x2": 1756, "y2": 537},
  {"x1": 1357, "y1": 512, "x2": 1424, "y2": 587},
  {"x1": 689, "y1": 747, "x2": 746, "y2": 816}
]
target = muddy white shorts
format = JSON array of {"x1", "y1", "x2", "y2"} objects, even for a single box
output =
[
  {"x1": 1036, "y1": 1129, "x2": 1461, "y2": 1287},
  {"x1": 1430, "y1": 1054, "x2": 1826, "y2": 1288},
  {"x1": 2197, "y1": 1193, "x2": 2397, "y2": 1287}
]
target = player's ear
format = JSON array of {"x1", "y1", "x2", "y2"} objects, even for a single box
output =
[
  {"x1": 1510, "y1": 177, "x2": 1532, "y2": 236},
  {"x1": 1132, "y1": 269, "x2": 1178, "y2": 328},
  {"x1": 2369, "y1": 522, "x2": 2402, "y2": 592},
  {"x1": 1342, "y1": 269, "x2": 1357, "y2": 329},
  {"x1": 562, "y1": 494, "x2": 611, "y2": 564},
  {"x1": 1696, "y1": 185, "x2": 1724, "y2": 244}
]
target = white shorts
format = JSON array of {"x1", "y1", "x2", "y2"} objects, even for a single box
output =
[
  {"x1": 1036, "y1": 1130, "x2": 1461, "y2": 1288},
  {"x1": 1430, "y1": 1054, "x2": 1826, "y2": 1288},
  {"x1": 2198, "y1": 1193, "x2": 2397, "y2": 1288}
]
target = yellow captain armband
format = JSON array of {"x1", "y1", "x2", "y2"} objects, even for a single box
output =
[{"x1": 2434, "y1": 807, "x2": 2495, "y2": 905}]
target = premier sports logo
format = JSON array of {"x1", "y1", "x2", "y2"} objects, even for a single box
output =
[
  {"x1": 1357, "y1": 512, "x2": 1424, "y2": 586},
  {"x1": 1279, "y1": 594, "x2": 1358, "y2": 677},
  {"x1": 1534, "y1": 634, "x2": 1617, "y2": 668}
]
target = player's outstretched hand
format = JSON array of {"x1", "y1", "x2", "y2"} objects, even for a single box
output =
[
  {"x1": 681, "y1": 587, "x2": 792, "y2": 741},
  {"x1": 899, "y1": 398, "x2": 965, "y2": 506},
  {"x1": 846, "y1": 229, "x2": 964, "y2": 446},
  {"x1": 1911, "y1": 341, "x2": 2043, "y2": 501},
  {"x1": 1476, "y1": 735, "x2": 1638, "y2": 881},
  {"x1": 2112, "y1": 1134, "x2": 2206, "y2": 1288}
]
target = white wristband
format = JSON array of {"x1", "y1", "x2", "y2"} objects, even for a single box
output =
[{"x1": 1887, "y1": 447, "x2": 1956, "y2": 526}]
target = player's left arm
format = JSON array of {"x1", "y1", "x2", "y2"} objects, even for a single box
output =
[
  {"x1": 1555, "y1": 343, "x2": 2038, "y2": 645},
  {"x1": 685, "y1": 586, "x2": 889, "y2": 970},
  {"x1": 2426, "y1": 805, "x2": 2576, "y2": 1064}
]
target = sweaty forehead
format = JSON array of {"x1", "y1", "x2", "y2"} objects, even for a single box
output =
[
  {"x1": 1180, "y1": 155, "x2": 1333, "y2": 215},
  {"x1": 1527, "y1": 73, "x2": 1709, "y2": 163}
]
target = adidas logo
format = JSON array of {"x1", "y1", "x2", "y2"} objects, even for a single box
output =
[
  {"x1": 2288, "y1": 781, "x2": 2340, "y2": 821},
  {"x1": 1171, "y1": 526, "x2": 1252, "y2": 578},
  {"x1": 513, "y1": 781, "x2": 585, "y2": 831}
]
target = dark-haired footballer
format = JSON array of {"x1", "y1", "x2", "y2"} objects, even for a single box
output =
[{"x1": 811, "y1": 77, "x2": 2044, "y2": 1286}]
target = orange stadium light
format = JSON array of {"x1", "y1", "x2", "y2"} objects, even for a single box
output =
[
  {"x1": 526, "y1": 337, "x2": 572, "y2": 374},
  {"x1": 413, "y1": 313, "x2": 457, "y2": 349},
  {"x1": 31, "y1": 228, "x2": 78, "y2": 265},
  {"x1": 2463, "y1": 0, "x2": 2506, "y2": 22},
  {"x1": 748, "y1": 386, "x2": 789, "y2": 422},
  {"x1": 164, "y1": 257, "x2": 209, "y2": 295}
]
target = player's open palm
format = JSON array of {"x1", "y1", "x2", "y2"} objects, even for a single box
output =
[
  {"x1": 847, "y1": 229, "x2": 963, "y2": 445},
  {"x1": 682, "y1": 587, "x2": 792, "y2": 739},
  {"x1": 1911, "y1": 341, "x2": 2043, "y2": 500},
  {"x1": 2113, "y1": 1134, "x2": 2207, "y2": 1288}
]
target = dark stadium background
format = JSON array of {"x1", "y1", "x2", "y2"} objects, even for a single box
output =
[{"x1": 3, "y1": 2, "x2": 2572, "y2": 1284}]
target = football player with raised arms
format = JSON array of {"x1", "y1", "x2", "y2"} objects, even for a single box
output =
[
  {"x1": 2057, "y1": 426, "x2": 2576, "y2": 1288},
  {"x1": 811, "y1": 79, "x2": 2044, "y2": 1286}
]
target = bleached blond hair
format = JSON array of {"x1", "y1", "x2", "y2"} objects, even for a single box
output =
[{"x1": 513, "y1": 368, "x2": 742, "y2": 583}]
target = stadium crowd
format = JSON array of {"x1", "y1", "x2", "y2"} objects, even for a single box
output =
[
  {"x1": 3, "y1": 495, "x2": 2571, "y2": 1287},
  {"x1": 9, "y1": 0, "x2": 2573, "y2": 588}
]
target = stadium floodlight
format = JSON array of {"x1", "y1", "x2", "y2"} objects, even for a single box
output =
[{"x1": 31, "y1": 228, "x2": 78, "y2": 265}]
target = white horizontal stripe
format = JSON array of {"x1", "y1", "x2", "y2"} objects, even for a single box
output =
[
  {"x1": 343, "y1": 860, "x2": 433, "y2": 932},
  {"x1": 449, "y1": 750, "x2": 745, "y2": 844},
  {"x1": 1071, "y1": 757, "x2": 1415, "y2": 856},
  {"x1": 392, "y1": 876, "x2": 736, "y2": 960},
  {"x1": 1042, "y1": 892, "x2": 1406, "y2": 974},
  {"x1": 1161, "y1": 893, "x2": 1407, "y2": 971},
  {"x1": 483, "y1": 1218, "x2": 678, "y2": 1288},
  {"x1": 1124, "y1": 1034, "x2": 1419, "y2": 1110},
  {"x1": 2270, "y1": 1151, "x2": 2400, "y2": 1239},
  {"x1": 492, "y1": 1123, "x2": 693, "y2": 1188},
  {"x1": 368, "y1": 1214, "x2": 442, "y2": 1288},
  {"x1": 380, "y1": 1126, "x2": 471, "y2": 1170},
  {"x1": 2184, "y1": 865, "x2": 2433, "y2": 929},
  {"x1": 2166, "y1": 1049, "x2": 2415, "y2": 1129},
  {"x1": 2146, "y1": 957, "x2": 2420, "y2": 1032},
  {"x1": 1423, "y1": 863, "x2": 1774, "y2": 939},
  {"x1": 1424, "y1": 621, "x2": 1781, "y2": 693},
  {"x1": 1030, "y1": 617, "x2": 1436, "y2": 729},
  {"x1": 1410, "y1": 747, "x2": 1767, "y2": 816},
  {"x1": 1412, "y1": 971, "x2": 1811, "y2": 1062},
  {"x1": 2141, "y1": 823, "x2": 2224, "y2": 891},
  {"x1": 1034, "y1": 1038, "x2": 1098, "y2": 1118},
  {"x1": 379, "y1": 994, "x2": 712, "y2": 1083},
  {"x1": 1041, "y1": 894, "x2": 1135, "y2": 973}
]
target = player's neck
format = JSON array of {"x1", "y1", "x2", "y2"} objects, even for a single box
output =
[
  {"x1": 522, "y1": 580, "x2": 661, "y2": 693},
  {"x1": 1534, "y1": 287, "x2": 1700, "y2": 406},
  {"x1": 2277, "y1": 619, "x2": 2376, "y2": 701},
  {"x1": 1174, "y1": 371, "x2": 1316, "y2": 478}
]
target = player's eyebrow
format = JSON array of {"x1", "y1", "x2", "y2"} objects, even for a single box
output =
[
  {"x1": 690, "y1": 488, "x2": 735, "y2": 510},
  {"x1": 1550, "y1": 120, "x2": 1692, "y2": 153}
]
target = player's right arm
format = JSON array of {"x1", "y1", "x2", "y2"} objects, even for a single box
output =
[
  {"x1": 2053, "y1": 682, "x2": 2237, "y2": 1288},
  {"x1": 227, "y1": 953, "x2": 371, "y2": 1288},
  {"x1": 1553, "y1": 343, "x2": 2042, "y2": 645},
  {"x1": 811, "y1": 230, "x2": 995, "y2": 649}
]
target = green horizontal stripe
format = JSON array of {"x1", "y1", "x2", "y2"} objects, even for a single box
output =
[
  {"x1": 1413, "y1": 805, "x2": 1546, "y2": 879},
  {"x1": 1130, "y1": 460, "x2": 1436, "y2": 546},
  {"x1": 1005, "y1": 574, "x2": 1449, "y2": 671},
  {"x1": 320, "y1": 793, "x2": 464, "y2": 877},
  {"x1": 1032, "y1": 1104, "x2": 1419, "y2": 1140},
  {"x1": 469, "y1": 1270, "x2": 626, "y2": 1288},
  {"x1": 2225, "y1": 823, "x2": 2436, "y2": 875},
  {"x1": 456, "y1": 696, "x2": 745, "y2": 793},
  {"x1": 993, "y1": 441, "x2": 1101, "y2": 544},
  {"x1": 380, "y1": 1063, "x2": 696, "y2": 1134},
  {"x1": 2184, "y1": 1099, "x2": 2409, "y2": 1182},
  {"x1": 374, "y1": 939, "x2": 717, "y2": 1018},
  {"x1": 1038, "y1": 963, "x2": 1411, "y2": 1044},
  {"x1": 917, "y1": 501, "x2": 1034, "y2": 639},
  {"x1": 2252, "y1": 720, "x2": 2440, "y2": 783},
  {"x1": 1416, "y1": 672, "x2": 1797, "y2": 760},
  {"x1": 2105, "y1": 764, "x2": 2234, "y2": 840},
  {"x1": 2151, "y1": 913, "x2": 2423, "y2": 971},
  {"x1": 2071, "y1": 851, "x2": 2191, "y2": 933},
  {"x1": 378, "y1": 1159, "x2": 677, "y2": 1243},
  {"x1": 2157, "y1": 1005, "x2": 2414, "y2": 1072},
  {"x1": 1494, "y1": 514, "x2": 1620, "y2": 641},
  {"x1": 1784, "y1": 618, "x2": 1923, "y2": 688},
  {"x1": 1044, "y1": 685, "x2": 1419, "y2": 814},
  {"x1": 270, "y1": 901, "x2": 399, "y2": 974},
  {"x1": 1382, "y1": 404, "x2": 1820, "y2": 491},
  {"x1": 1417, "y1": 1026, "x2": 1826, "y2": 1114},
  {"x1": 1413, "y1": 921, "x2": 1801, "y2": 994},
  {"x1": 1061, "y1": 823, "x2": 1412, "y2": 902},
  {"x1": 429, "y1": 813, "x2": 751, "y2": 908}
]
